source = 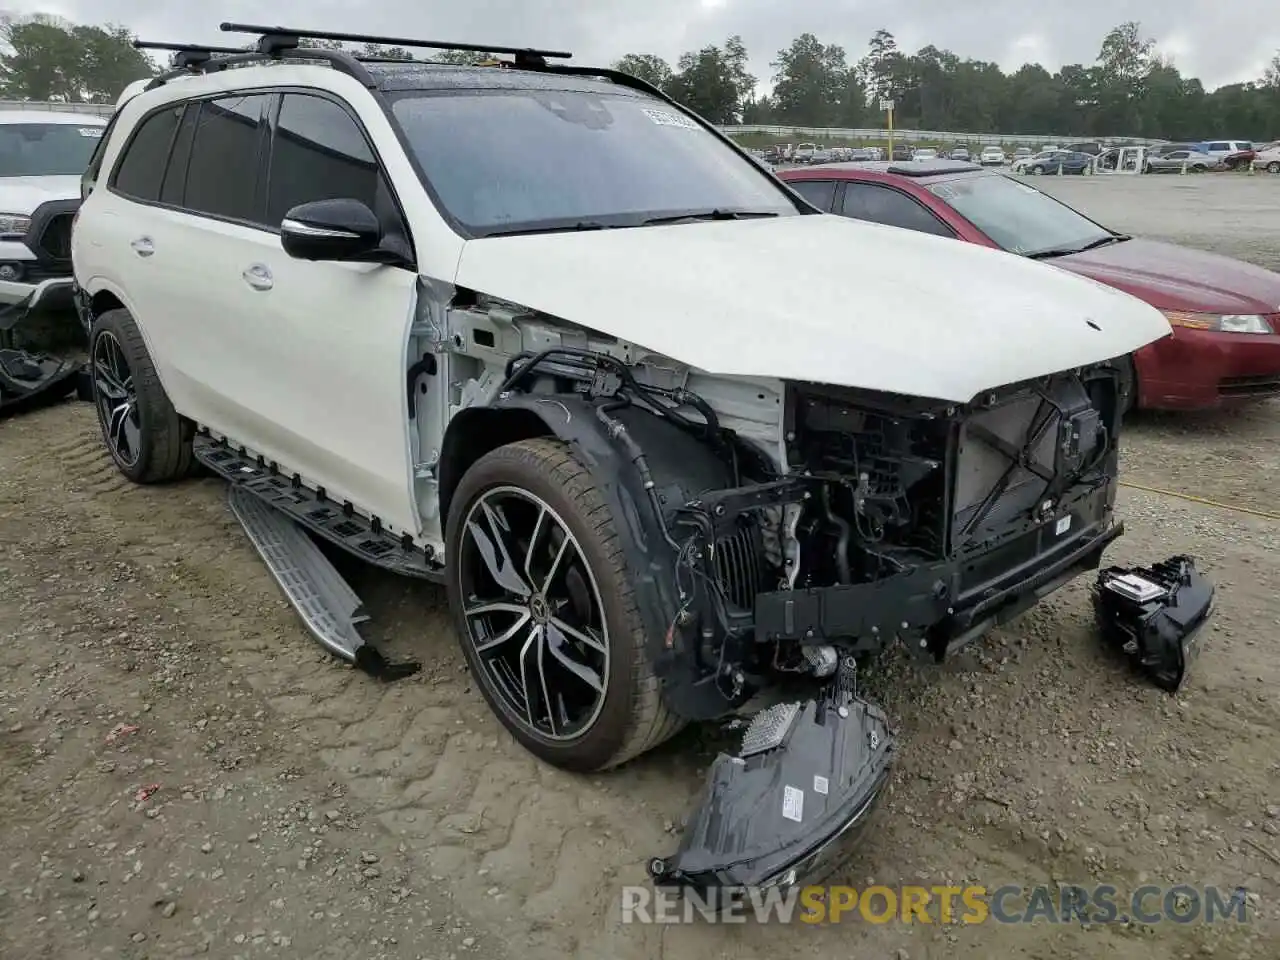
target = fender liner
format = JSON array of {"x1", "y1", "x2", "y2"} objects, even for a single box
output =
[{"x1": 439, "y1": 393, "x2": 745, "y2": 721}]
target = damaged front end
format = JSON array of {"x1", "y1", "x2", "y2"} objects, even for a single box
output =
[{"x1": 485, "y1": 346, "x2": 1127, "y2": 894}]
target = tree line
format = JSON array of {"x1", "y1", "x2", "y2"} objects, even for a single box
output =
[
  {"x1": 3, "y1": 14, "x2": 1277, "y2": 140},
  {"x1": 620, "y1": 22, "x2": 1280, "y2": 140}
]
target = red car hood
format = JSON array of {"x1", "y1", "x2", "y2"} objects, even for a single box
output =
[{"x1": 1055, "y1": 237, "x2": 1280, "y2": 315}]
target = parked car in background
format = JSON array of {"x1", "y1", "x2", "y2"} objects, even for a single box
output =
[
  {"x1": 1012, "y1": 146, "x2": 1033, "y2": 163},
  {"x1": 911, "y1": 146, "x2": 938, "y2": 161},
  {"x1": 949, "y1": 145, "x2": 971, "y2": 161},
  {"x1": 1143, "y1": 148, "x2": 1216, "y2": 173},
  {"x1": 1015, "y1": 150, "x2": 1093, "y2": 175},
  {"x1": 979, "y1": 145, "x2": 1006, "y2": 166},
  {"x1": 1147, "y1": 142, "x2": 1199, "y2": 158},
  {"x1": 1065, "y1": 141, "x2": 1104, "y2": 156},
  {"x1": 0, "y1": 110, "x2": 108, "y2": 318},
  {"x1": 779, "y1": 159, "x2": 1280, "y2": 412},
  {"x1": 1255, "y1": 143, "x2": 1280, "y2": 173},
  {"x1": 793, "y1": 142, "x2": 818, "y2": 163},
  {"x1": 1199, "y1": 140, "x2": 1253, "y2": 167},
  {"x1": 890, "y1": 143, "x2": 911, "y2": 161}
]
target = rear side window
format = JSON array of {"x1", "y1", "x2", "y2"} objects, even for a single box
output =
[
  {"x1": 82, "y1": 113, "x2": 121, "y2": 198},
  {"x1": 789, "y1": 179, "x2": 836, "y2": 211},
  {"x1": 183, "y1": 94, "x2": 271, "y2": 223},
  {"x1": 1206, "y1": 142, "x2": 1229, "y2": 152},
  {"x1": 265, "y1": 93, "x2": 381, "y2": 226},
  {"x1": 838, "y1": 183, "x2": 955, "y2": 238},
  {"x1": 112, "y1": 105, "x2": 183, "y2": 201}
]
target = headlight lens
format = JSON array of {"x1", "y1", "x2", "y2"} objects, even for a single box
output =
[
  {"x1": 1162, "y1": 310, "x2": 1273, "y2": 335},
  {"x1": 0, "y1": 213, "x2": 31, "y2": 236}
]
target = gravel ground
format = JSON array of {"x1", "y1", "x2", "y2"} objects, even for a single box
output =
[{"x1": 3, "y1": 176, "x2": 1279, "y2": 960}]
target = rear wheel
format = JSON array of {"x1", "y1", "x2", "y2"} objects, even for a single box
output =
[
  {"x1": 445, "y1": 438, "x2": 683, "y2": 771},
  {"x1": 1031, "y1": 165, "x2": 1044, "y2": 175},
  {"x1": 1268, "y1": 161, "x2": 1279, "y2": 174},
  {"x1": 89, "y1": 308, "x2": 194, "y2": 483}
]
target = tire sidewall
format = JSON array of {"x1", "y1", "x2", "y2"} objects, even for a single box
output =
[
  {"x1": 444, "y1": 442, "x2": 643, "y2": 771},
  {"x1": 89, "y1": 310, "x2": 160, "y2": 482}
]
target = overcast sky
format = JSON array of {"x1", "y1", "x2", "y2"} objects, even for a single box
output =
[{"x1": 8, "y1": 0, "x2": 1277, "y2": 93}]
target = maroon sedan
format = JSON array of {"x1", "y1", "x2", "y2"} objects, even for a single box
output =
[{"x1": 778, "y1": 160, "x2": 1280, "y2": 411}]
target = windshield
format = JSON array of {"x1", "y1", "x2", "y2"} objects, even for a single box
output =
[
  {"x1": 389, "y1": 88, "x2": 798, "y2": 236},
  {"x1": 927, "y1": 174, "x2": 1113, "y2": 256},
  {"x1": 0, "y1": 122, "x2": 104, "y2": 177}
]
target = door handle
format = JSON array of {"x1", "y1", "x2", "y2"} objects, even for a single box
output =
[
  {"x1": 130, "y1": 237, "x2": 154, "y2": 257},
  {"x1": 241, "y1": 264, "x2": 273, "y2": 291}
]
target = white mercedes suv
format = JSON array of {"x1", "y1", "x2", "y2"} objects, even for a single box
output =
[{"x1": 73, "y1": 23, "x2": 1171, "y2": 892}]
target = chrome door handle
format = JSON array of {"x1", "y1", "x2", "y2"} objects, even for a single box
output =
[
  {"x1": 130, "y1": 237, "x2": 154, "y2": 257},
  {"x1": 241, "y1": 264, "x2": 273, "y2": 291}
]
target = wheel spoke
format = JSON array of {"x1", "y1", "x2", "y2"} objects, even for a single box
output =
[
  {"x1": 466, "y1": 500, "x2": 531, "y2": 597},
  {"x1": 548, "y1": 616, "x2": 607, "y2": 654},
  {"x1": 121, "y1": 413, "x2": 141, "y2": 459},
  {"x1": 542, "y1": 533, "x2": 572, "y2": 593},
  {"x1": 545, "y1": 620, "x2": 605, "y2": 693},
  {"x1": 473, "y1": 610, "x2": 532, "y2": 656},
  {"x1": 535, "y1": 625, "x2": 558, "y2": 736},
  {"x1": 516, "y1": 624, "x2": 542, "y2": 727},
  {"x1": 524, "y1": 505, "x2": 546, "y2": 585},
  {"x1": 107, "y1": 402, "x2": 131, "y2": 454},
  {"x1": 93, "y1": 360, "x2": 127, "y2": 401},
  {"x1": 465, "y1": 600, "x2": 528, "y2": 618}
]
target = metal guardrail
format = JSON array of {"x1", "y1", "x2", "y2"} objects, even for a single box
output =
[
  {"x1": 0, "y1": 100, "x2": 115, "y2": 116},
  {"x1": 718, "y1": 124, "x2": 1151, "y2": 147}
]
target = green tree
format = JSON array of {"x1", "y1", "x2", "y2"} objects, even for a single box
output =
[
  {"x1": 0, "y1": 14, "x2": 154, "y2": 101},
  {"x1": 612, "y1": 53, "x2": 673, "y2": 91},
  {"x1": 665, "y1": 38, "x2": 755, "y2": 123},
  {"x1": 770, "y1": 33, "x2": 850, "y2": 127}
]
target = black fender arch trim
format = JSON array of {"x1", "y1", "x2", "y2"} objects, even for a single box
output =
[{"x1": 438, "y1": 394, "x2": 743, "y2": 722}]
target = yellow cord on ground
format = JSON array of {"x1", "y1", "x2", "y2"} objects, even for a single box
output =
[{"x1": 1119, "y1": 480, "x2": 1280, "y2": 521}]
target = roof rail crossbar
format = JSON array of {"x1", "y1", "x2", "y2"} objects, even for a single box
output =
[
  {"x1": 143, "y1": 44, "x2": 378, "y2": 91},
  {"x1": 218, "y1": 22, "x2": 572, "y2": 68},
  {"x1": 133, "y1": 40, "x2": 248, "y2": 71}
]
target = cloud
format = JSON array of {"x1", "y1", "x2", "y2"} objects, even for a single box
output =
[{"x1": 5, "y1": 0, "x2": 1275, "y2": 92}]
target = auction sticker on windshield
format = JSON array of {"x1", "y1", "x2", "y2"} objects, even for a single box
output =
[
  {"x1": 642, "y1": 107, "x2": 698, "y2": 130},
  {"x1": 78, "y1": 127, "x2": 104, "y2": 138}
]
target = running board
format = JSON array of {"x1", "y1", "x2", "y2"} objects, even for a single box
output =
[
  {"x1": 193, "y1": 433, "x2": 441, "y2": 580},
  {"x1": 228, "y1": 485, "x2": 420, "y2": 681}
]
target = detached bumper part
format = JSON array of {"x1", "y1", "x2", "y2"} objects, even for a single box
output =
[
  {"x1": 0, "y1": 348, "x2": 83, "y2": 419},
  {"x1": 652, "y1": 661, "x2": 892, "y2": 893},
  {"x1": 1093, "y1": 556, "x2": 1214, "y2": 692}
]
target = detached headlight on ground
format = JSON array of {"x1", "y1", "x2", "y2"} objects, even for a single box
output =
[
  {"x1": 0, "y1": 213, "x2": 31, "y2": 236},
  {"x1": 1163, "y1": 310, "x2": 1273, "y2": 334}
]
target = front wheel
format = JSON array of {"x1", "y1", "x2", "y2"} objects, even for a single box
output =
[
  {"x1": 1031, "y1": 165, "x2": 1044, "y2": 175},
  {"x1": 445, "y1": 438, "x2": 683, "y2": 771},
  {"x1": 1267, "y1": 161, "x2": 1279, "y2": 174}
]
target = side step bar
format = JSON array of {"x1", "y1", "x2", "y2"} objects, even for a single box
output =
[
  {"x1": 193, "y1": 433, "x2": 442, "y2": 581},
  {"x1": 228, "y1": 485, "x2": 420, "y2": 681}
]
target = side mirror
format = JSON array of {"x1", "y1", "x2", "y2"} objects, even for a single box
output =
[{"x1": 280, "y1": 198, "x2": 382, "y2": 262}]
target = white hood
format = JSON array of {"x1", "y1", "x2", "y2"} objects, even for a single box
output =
[
  {"x1": 0, "y1": 175, "x2": 82, "y2": 213},
  {"x1": 455, "y1": 213, "x2": 1171, "y2": 404}
]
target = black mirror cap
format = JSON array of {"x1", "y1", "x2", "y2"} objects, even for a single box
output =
[{"x1": 280, "y1": 198, "x2": 382, "y2": 262}]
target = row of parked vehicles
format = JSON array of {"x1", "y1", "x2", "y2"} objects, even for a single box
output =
[{"x1": 0, "y1": 23, "x2": 1258, "y2": 896}]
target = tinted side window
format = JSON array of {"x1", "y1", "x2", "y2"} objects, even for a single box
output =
[
  {"x1": 789, "y1": 179, "x2": 836, "y2": 211},
  {"x1": 184, "y1": 94, "x2": 271, "y2": 223},
  {"x1": 160, "y1": 104, "x2": 198, "y2": 205},
  {"x1": 83, "y1": 112, "x2": 121, "y2": 198},
  {"x1": 266, "y1": 94, "x2": 379, "y2": 226},
  {"x1": 838, "y1": 184, "x2": 954, "y2": 238},
  {"x1": 112, "y1": 105, "x2": 182, "y2": 201}
]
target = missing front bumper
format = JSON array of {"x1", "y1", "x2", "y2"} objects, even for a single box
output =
[{"x1": 651, "y1": 661, "x2": 892, "y2": 894}]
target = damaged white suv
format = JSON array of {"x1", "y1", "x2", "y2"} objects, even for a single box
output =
[{"x1": 74, "y1": 25, "x2": 1171, "y2": 892}]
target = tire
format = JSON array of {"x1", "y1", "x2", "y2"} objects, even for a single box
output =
[
  {"x1": 1268, "y1": 161, "x2": 1279, "y2": 174},
  {"x1": 88, "y1": 308, "x2": 194, "y2": 483},
  {"x1": 445, "y1": 437, "x2": 683, "y2": 772},
  {"x1": 1031, "y1": 165, "x2": 1044, "y2": 175},
  {"x1": 1193, "y1": 164, "x2": 1207, "y2": 173}
]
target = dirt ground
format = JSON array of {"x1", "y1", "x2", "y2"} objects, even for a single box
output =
[{"x1": 3, "y1": 175, "x2": 1279, "y2": 960}]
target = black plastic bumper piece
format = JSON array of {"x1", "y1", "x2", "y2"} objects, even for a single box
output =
[
  {"x1": 1093, "y1": 555, "x2": 1214, "y2": 692},
  {"x1": 0, "y1": 348, "x2": 84, "y2": 420},
  {"x1": 652, "y1": 661, "x2": 892, "y2": 894}
]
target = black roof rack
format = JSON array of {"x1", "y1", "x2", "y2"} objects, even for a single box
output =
[
  {"x1": 133, "y1": 40, "x2": 247, "y2": 70},
  {"x1": 219, "y1": 22, "x2": 572, "y2": 68}
]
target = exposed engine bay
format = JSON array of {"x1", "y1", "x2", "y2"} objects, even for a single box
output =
[{"x1": 491, "y1": 344, "x2": 1126, "y2": 720}]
